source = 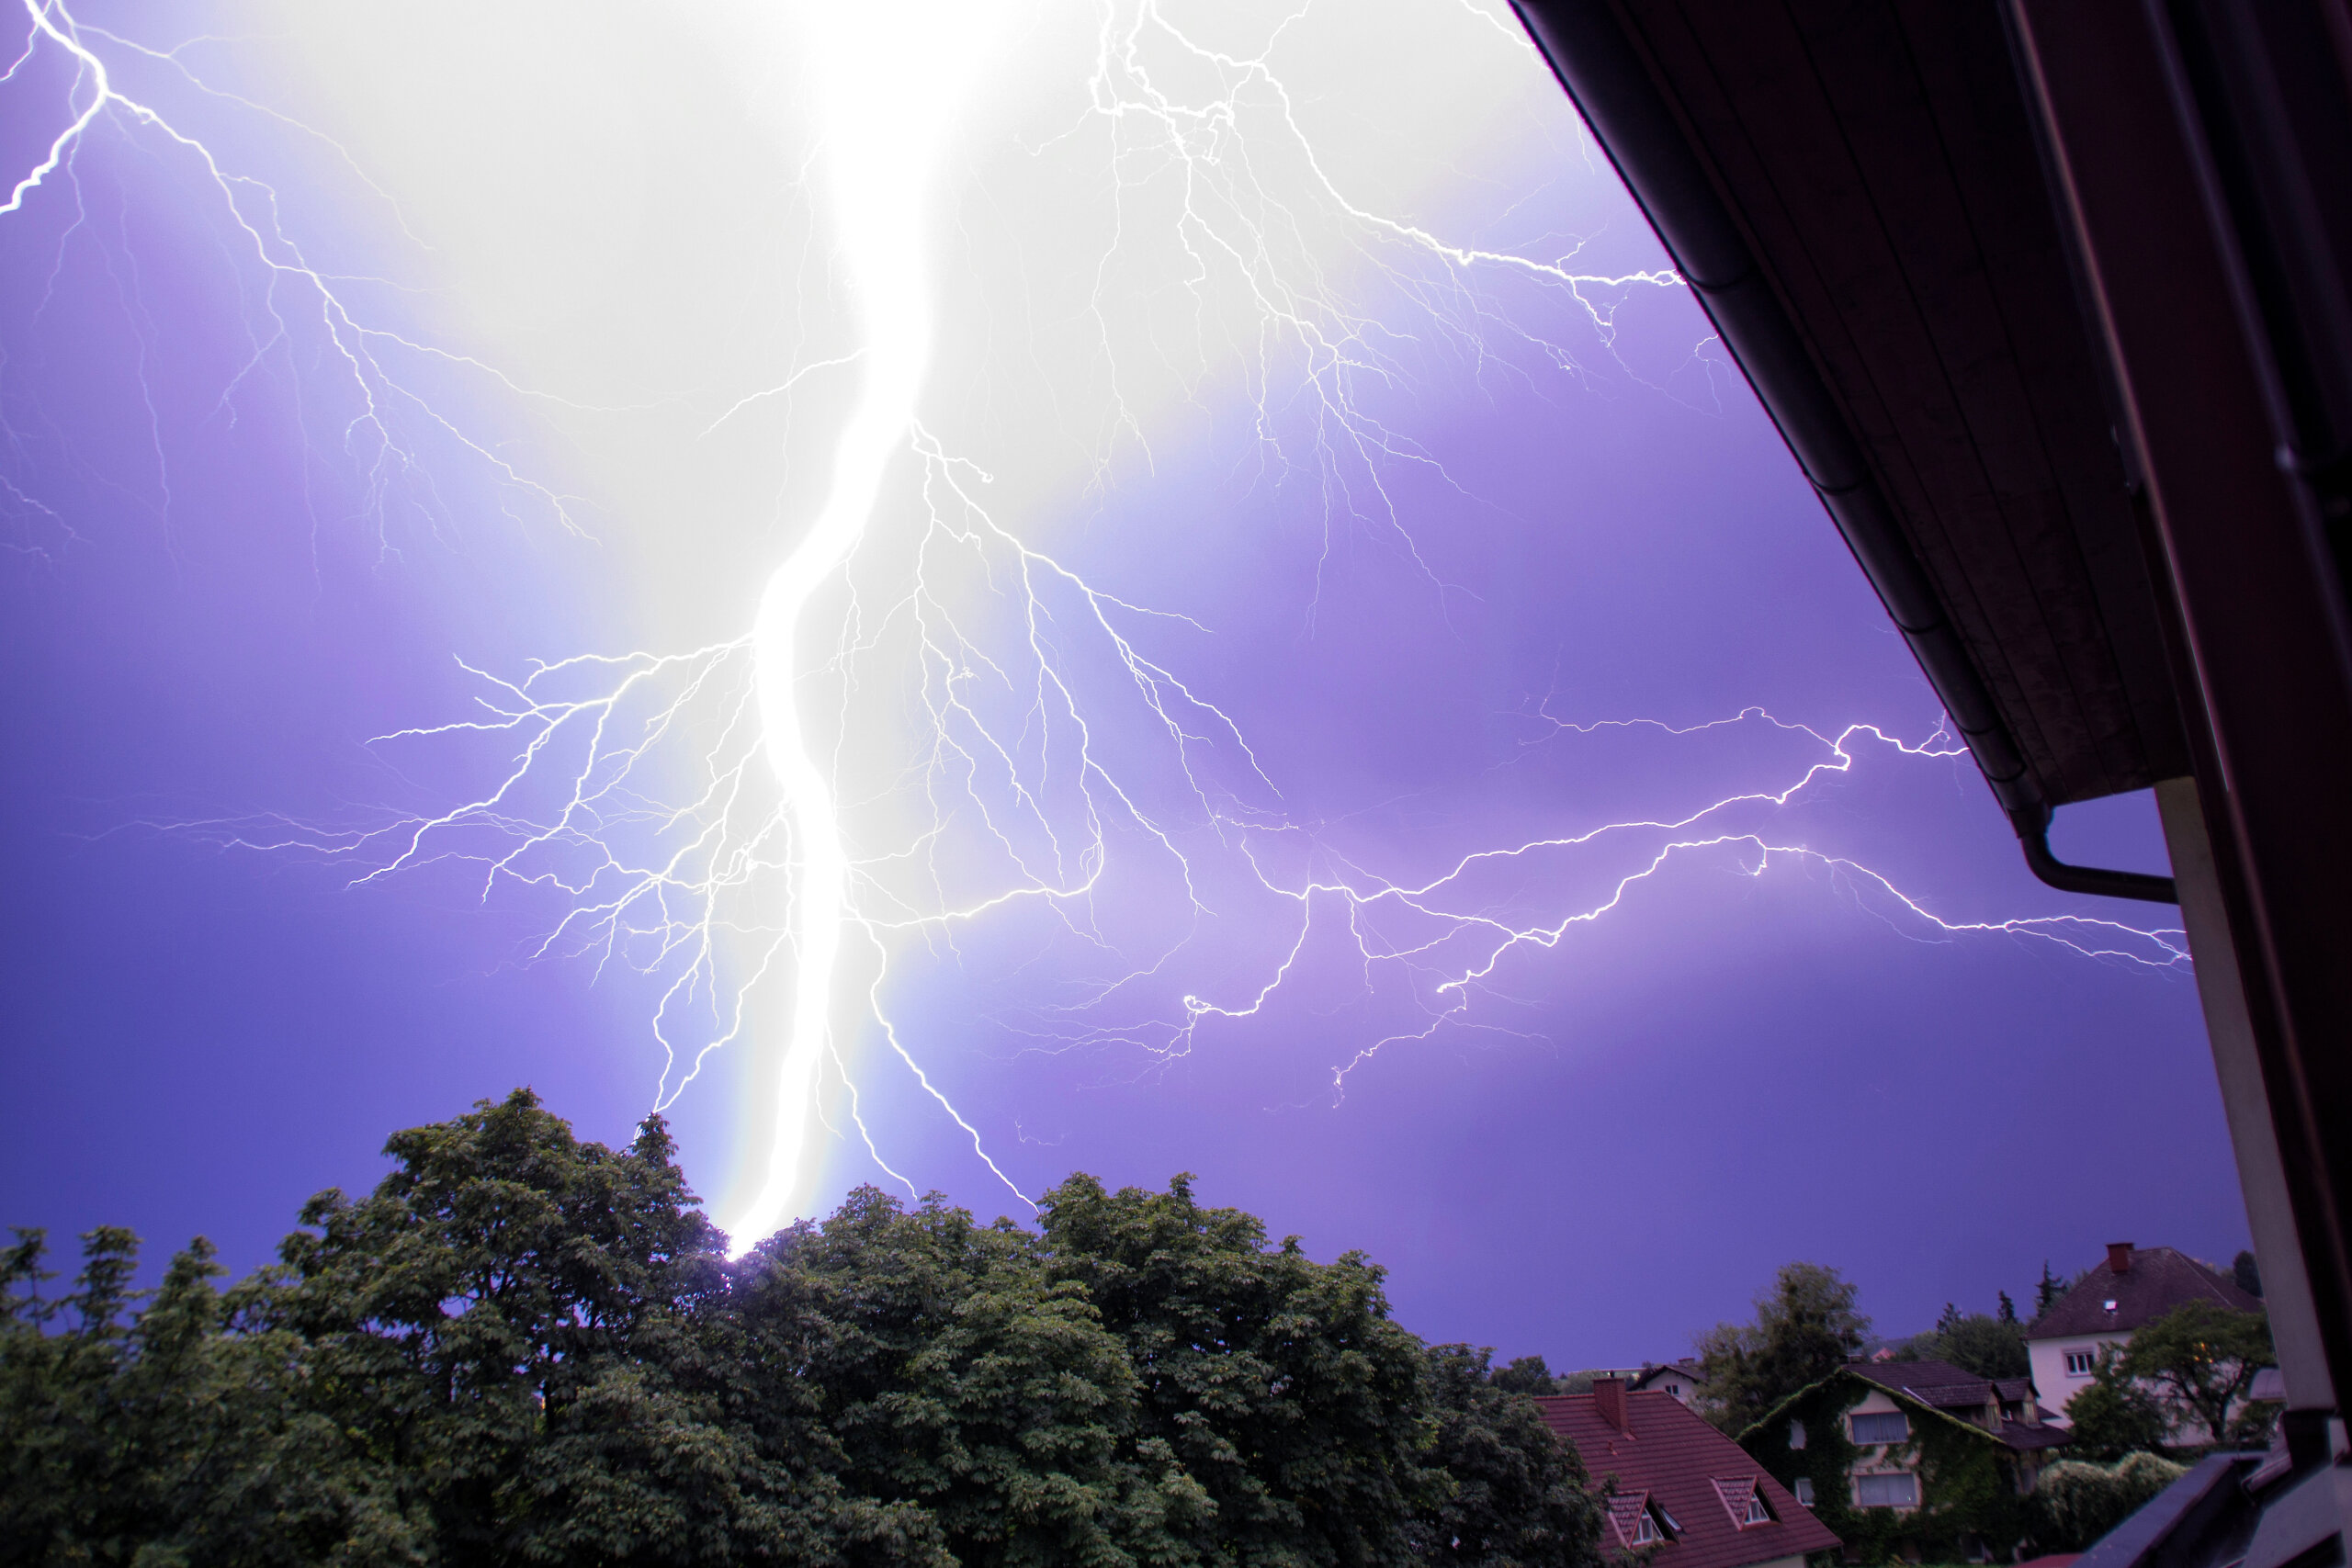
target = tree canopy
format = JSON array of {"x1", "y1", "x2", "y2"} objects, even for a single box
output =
[
  {"x1": 1694, "y1": 1262, "x2": 1870, "y2": 1431},
  {"x1": 2116, "y1": 1299, "x2": 2275, "y2": 1444},
  {"x1": 1, "y1": 1089, "x2": 1605, "y2": 1568},
  {"x1": 2061, "y1": 1350, "x2": 2173, "y2": 1461},
  {"x1": 1896, "y1": 1302, "x2": 2030, "y2": 1381}
]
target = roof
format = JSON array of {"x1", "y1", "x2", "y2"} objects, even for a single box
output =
[
  {"x1": 2027, "y1": 1247, "x2": 2260, "y2": 1339},
  {"x1": 1510, "y1": 0, "x2": 2195, "y2": 904},
  {"x1": 2001, "y1": 1420, "x2": 2077, "y2": 1453},
  {"x1": 1849, "y1": 1358, "x2": 2036, "y2": 1410},
  {"x1": 1538, "y1": 1391, "x2": 1841, "y2": 1568},
  {"x1": 1633, "y1": 1359, "x2": 1711, "y2": 1390},
  {"x1": 1747, "y1": 1365, "x2": 2070, "y2": 1458}
]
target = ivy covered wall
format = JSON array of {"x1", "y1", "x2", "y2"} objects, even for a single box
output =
[{"x1": 1738, "y1": 1374, "x2": 2035, "y2": 1564}]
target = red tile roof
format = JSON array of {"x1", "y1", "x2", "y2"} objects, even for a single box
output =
[
  {"x1": 2026, "y1": 1247, "x2": 2258, "y2": 1338},
  {"x1": 1539, "y1": 1391, "x2": 1842, "y2": 1568}
]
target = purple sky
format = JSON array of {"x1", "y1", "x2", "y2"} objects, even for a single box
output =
[{"x1": 0, "y1": 0, "x2": 2238, "y2": 1371}]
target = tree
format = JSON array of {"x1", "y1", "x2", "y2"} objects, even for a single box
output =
[
  {"x1": 264, "y1": 1087, "x2": 914, "y2": 1566},
  {"x1": 2118, "y1": 1301, "x2": 2275, "y2": 1444},
  {"x1": 2063, "y1": 1349, "x2": 2173, "y2": 1460},
  {"x1": 2233, "y1": 1250, "x2": 2264, "y2": 1299},
  {"x1": 2036, "y1": 1261, "x2": 2069, "y2": 1318},
  {"x1": 741, "y1": 1186, "x2": 1199, "y2": 1568},
  {"x1": 1038, "y1": 1172, "x2": 1442, "y2": 1568},
  {"x1": 1, "y1": 1091, "x2": 1609, "y2": 1566},
  {"x1": 1696, "y1": 1263, "x2": 1869, "y2": 1432},
  {"x1": 1490, "y1": 1356, "x2": 1559, "y2": 1397},
  {"x1": 0, "y1": 1225, "x2": 148, "y2": 1562},
  {"x1": 1904, "y1": 1309, "x2": 2030, "y2": 1381},
  {"x1": 1412, "y1": 1347, "x2": 1602, "y2": 1568}
]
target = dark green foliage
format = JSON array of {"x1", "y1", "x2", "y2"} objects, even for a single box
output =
[
  {"x1": 1739, "y1": 1374, "x2": 2030, "y2": 1564},
  {"x1": 1412, "y1": 1348, "x2": 1602, "y2": 1568},
  {"x1": 1, "y1": 1093, "x2": 1601, "y2": 1568},
  {"x1": 2035, "y1": 1263, "x2": 2068, "y2": 1319},
  {"x1": 2028, "y1": 1454, "x2": 2186, "y2": 1552},
  {"x1": 1488, "y1": 1357, "x2": 1557, "y2": 1398},
  {"x1": 2062, "y1": 1351, "x2": 2173, "y2": 1461},
  {"x1": 2232, "y1": 1251, "x2": 2263, "y2": 1299},
  {"x1": 1900, "y1": 1310, "x2": 2029, "y2": 1381},
  {"x1": 2117, "y1": 1301, "x2": 2274, "y2": 1444},
  {"x1": 1035, "y1": 1172, "x2": 1445, "y2": 1568},
  {"x1": 1695, "y1": 1263, "x2": 1870, "y2": 1433},
  {"x1": 742, "y1": 1187, "x2": 1202, "y2": 1567}
]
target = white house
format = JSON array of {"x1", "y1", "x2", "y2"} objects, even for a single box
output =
[{"x1": 2025, "y1": 1242, "x2": 2261, "y2": 1434}]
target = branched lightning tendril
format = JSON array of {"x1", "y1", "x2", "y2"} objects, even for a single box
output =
[{"x1": 2, "y1": 0, "x2": 2187, "y2": 1247}]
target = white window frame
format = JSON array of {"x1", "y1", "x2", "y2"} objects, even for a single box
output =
[
  {"x1": 1849, "y1": 1410, "x2": 1911, "y2": 1445},
  {"x1": 2064, "y1": 1349, "x2": 2098, "y2": 1377},
  {"x1": 1793, "y1": 1476, "x2": 1816, "y2": 1507},
  {"x1": 1856, "y1": 1472, "x2": 1921, "y2": 1508}
]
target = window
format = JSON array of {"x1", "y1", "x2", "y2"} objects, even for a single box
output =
[
  {"x1": 1794, "y1": 1477, "x2": 1817, "y2": 1507},
  {"x1": 1715, "y1": 1475, "x2": 1765, "y2": 1527},
  {"x1": 2064, "y1": 1350, "x2": 2097, "y2": 1377},
  {"x1": 1607, "y1": 1492, "x2": 1666, "y2": 1549},
  {"x1": 1849, "y1": 1411, "x2": 1911, "y2": 1445},
  {"x1": 1856, "y1": 1473, "x2": 1921, "y2": 1508},
  {"x1": 1789, "y1": 1417, "x2": 1808, "y2": 1450}
]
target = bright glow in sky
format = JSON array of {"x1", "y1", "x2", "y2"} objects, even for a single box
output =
[{"x1": 0, "y1": 0, "x2": 2234, "y2": 1363}]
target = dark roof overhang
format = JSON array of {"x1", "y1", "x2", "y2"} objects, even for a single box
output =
[{"x1": 1509, "y1": 0, "x2": 2189, "y2": 900}]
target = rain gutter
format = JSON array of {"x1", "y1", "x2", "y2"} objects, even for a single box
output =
[{"x1": 1507, "y1": 1, "x2": 2178, "y2": 906}]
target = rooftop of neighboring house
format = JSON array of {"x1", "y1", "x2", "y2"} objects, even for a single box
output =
[
  {"x1": 1849, "y1": 1357, "x2": 2037, "y2": 1412},
  {"x1": 2027, "y1": 1243, "x2": 2259, "y2": 1340},
  {"x1": 1750, "y1": 1362, "x2": 2073, "y2": 1456},
  {"x1": 1538, "y1": 1384, "x2": 1841, "y2": 1568},
  {"x1": 1633, "y1": 1359, "x2": 1711, "y2": 1392}
]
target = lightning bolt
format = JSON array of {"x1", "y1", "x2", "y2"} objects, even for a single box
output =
[{"x1": 4, "y1": 0, "x2": 2187, "y2": 1246}]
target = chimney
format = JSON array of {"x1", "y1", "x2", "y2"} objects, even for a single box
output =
[
  {"x1": 1594, "y1": 1377, "x2": 1631, "y2": 1435},
  {"x1": 2108, "y1": 1242, "x2": 2134, "y2": 1274}
]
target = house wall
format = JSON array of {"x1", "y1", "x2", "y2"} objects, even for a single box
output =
[
  {"x1": 2028, "y1": 1334, "x2": 2127, "y2": 1424},
  {"x1": 1841, "y1": 1389, "x2": 1920, "y2": 1508}
]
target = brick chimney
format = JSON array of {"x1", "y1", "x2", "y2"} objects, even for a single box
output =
[
  {"x1": 2109, "y1": 1242, "x2": 2134, "y2": 1274},
  {"x1": 1594, "y1": 1377, "x2": 1631, "y2": 1435}
]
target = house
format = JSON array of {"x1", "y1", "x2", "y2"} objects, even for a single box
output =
[
  {"x1": 1538, "y1": 1381, "x2": 1840, "y2": 1568},
  {"x1": 1634, "y1": 1359, "x2": 1713, "y2": 1406},
  {"x1": 2024, "y1": 1243, "x2": 2260, "y2": 1438},
  {"x1": 1738, "y1": 1361, "x2": 2069, "y2": 1562}
]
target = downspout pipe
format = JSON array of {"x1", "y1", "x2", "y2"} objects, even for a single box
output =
[
  {"x1": 1509, "y1": 0, "x2": 2177, "y2": 906},
  {"x1": 2012, "y1": 803, "x2": 2180, "y2": 904}
]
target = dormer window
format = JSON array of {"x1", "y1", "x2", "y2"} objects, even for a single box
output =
[
  {"x1": 1713, "y1": 1475, "x2": 1772, "y2": 1529},
  {"x1": 1607, "y1": 1491, "x2": 1671, "y2": 1549},
  {"x1": 2102, "y1": 1299, "x2": 2119, "y2": 1312}
]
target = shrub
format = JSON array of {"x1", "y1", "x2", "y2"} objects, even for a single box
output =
[{"x1": 2030, "y1": 1452, "x2": 2188, "y2": 1551}]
